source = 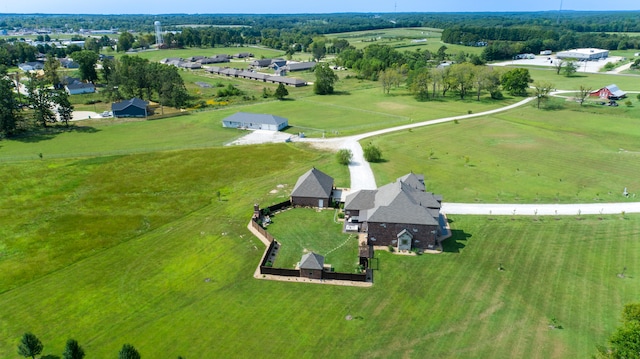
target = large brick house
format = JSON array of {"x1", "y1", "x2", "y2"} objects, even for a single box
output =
[
  {"x1": 344, "y1": 173, "x2": 443, "y2": 250},
  {"x1": 290, "y1": 168, "x2": 334, "y2": 208}
]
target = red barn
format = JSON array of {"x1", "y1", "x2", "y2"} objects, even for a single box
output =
[{"x1": 590, "y1": 84, "x2": 627, "y2": 100}]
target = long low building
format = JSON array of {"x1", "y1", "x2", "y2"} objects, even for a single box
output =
[
  {"x1": 206, "y1": 67, "x2": 307, "y2": 87},
  {"x1": 556, "y1": 48, "x2": 609, "y2": 61},
  {"x1": 222, "y1": 112, "x2": 288, "y2": 131}
]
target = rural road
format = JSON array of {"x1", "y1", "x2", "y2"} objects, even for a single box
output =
[{"x1": 235, "y1": 92, "x2": 640, "y2": 215}]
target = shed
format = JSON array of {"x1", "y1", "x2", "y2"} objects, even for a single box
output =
[
  {"x1": 111, "y1": 98, "x2": 149, "y2": 118},
  {"x1": 221, "y1": 112, "x2": 288, "y2": 131},
  {"x1": 298, "y1": 252, "x2": 325, "y2": 279},
  {"x1": 291, "y1": 168, "x2": 334, "y2": 208}
]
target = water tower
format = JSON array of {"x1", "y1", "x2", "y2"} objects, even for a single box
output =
[{"x1": 154, "y1": 21, "x2": 163, "y2": 46}]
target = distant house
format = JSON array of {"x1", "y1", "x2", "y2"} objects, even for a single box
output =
[
  {"x1": 65, "y1": 82, "x2": 95, "y2": 95},
  {"x1": 18, "y1": 61, "x2": 44, "y2": 71},
  {"x1": 250, "y1": 59, "x2": 272, "y2": 67},
  {"x1": 59, "y1": 58, "x2": 79, "y2": 69},
  {"x1": 298, "y1": 252, "x2": 325, "y2": 279},
  {"x1": 111, "y1": 98, "x2": 149, "y2": 118},
  {"x1": 590, "y1": 84, "x2": 627, "y2": 100},
  {"x1": 233, "y1": 52, "x2": 253, "y2": 58},
  {"x1": 344, "y1": 173, "x2": 444, "y2": 251},
  {"x1": 222, "y1": 112, "x2": 288, "y2": 131},
  {"x1": 291, "y1": 168, "x2": 334, "y2": 208}
]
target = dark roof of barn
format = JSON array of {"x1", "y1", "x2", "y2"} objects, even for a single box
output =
[{"x1": 112, "y1": 98, "x2": 148, "y2": 111}]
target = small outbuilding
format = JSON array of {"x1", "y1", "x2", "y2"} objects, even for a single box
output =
[
  {"x1": 221, "y1": 112, "x2": 288, "y2": 131},
  {"x1": 298, "y1": 252, "x2": 325, "y2": 279},
  {"x1": 111, "y1": 98, "x2": 149, "y2": 118},
  {"x1": 590, "y1": 84, "x2": 627, "y2": 100},
  {"x1": 291, "y1": 168, "x2": 334, "y2": 208}
]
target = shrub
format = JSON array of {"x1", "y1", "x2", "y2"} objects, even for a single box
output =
[
  {"x1": 637, "y1": 93, "x2": 640, "y2": 101},
  {"x1": 336, "y1": 149, "x2": 353, "y2": 165},
  {"x1": 363, "y1": 143, "x2": 382, "y2": 163},
  {"x1": 337, "y1": 212, "x2": 345, "y2": 219},
  {"x1": 625, "y1": 100, "x2": 632, "y2": 107},
  {"x1": 388, "y1": 245, "x2": 395, "y2": 252}
]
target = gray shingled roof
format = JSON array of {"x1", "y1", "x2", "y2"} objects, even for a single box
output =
[
  {"x1": 397, "y1": 173, "x2": 425, "y2": 192},
  {"x1": 291, "y1": 168, "x2": 334, "y2": 199},
  {"x1": 299, "y1": 252, "x2": 324, "y2": 270},
  {"x1": 286, "y1": 62, "x2": 316, "y2": 71},
  {"x1": 346, "y1": 173, "x2": 441, "y2": 226},
  {"x1": 222, "y1": 112, "x2": 288, "y2": 127}
]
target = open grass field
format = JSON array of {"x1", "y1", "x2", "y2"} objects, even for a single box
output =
[
  {"x1": 266, "y1": 208, "x2": 358, "y2": 272},
  {"x1": 326, "y1": 27, "x2": 484, "y2": 56},
  {"x1": 120, "y1": 46, "x2": 285, "y2": 63},
  {"x1": 3, "y1": 44, "x2": 640, "y2": 358},
  {"x1": 368, "y1": 96, "x2": 640, "y2": 204}
]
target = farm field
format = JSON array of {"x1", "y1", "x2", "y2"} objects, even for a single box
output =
[
  {"x1": 368, "y1": 97, "x2": 640, "y2": 204},
  {"x1": 326, "y1": 27, "x2": 484, "y2": 55},
  {"x1": 117, "y1": 46, "x2": 286, "y2": 63}
]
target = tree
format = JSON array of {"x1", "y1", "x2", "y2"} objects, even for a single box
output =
[
  {"x1": 70, "y1": 50, "x2": 98, "y2": 83},
  {"x1": 43, "y1": 53, "x2": 60, "y2": 87},
  {"x1": 313, "y1": 63, "x2": 339, "y2": 95},
  {"x1": 62, "y1": 339, "x2": 85, "y2": 359},
  {"x1": 552, "y1": 58, "x2": 564, "y2": 75},
  {"x1": 310, "y1": 40, "x2": 326, "y2": 61},
  {"x1": 563, "y1": 60, "x2": 578, "y2": 77},
  {"x1": 274, "y1": 83, "x2": 289, "y2": 100},
  {"x1": 408, "y1": 67, "x2": 431, "y2": 101},
  {"x1": 118, "y1": 31, "x2": 135, "y2": 52},
  {"x1": 54, "y1": 90, "x2": 74, "y2": 126},
  {"x1": 363, "y1": 143, "x2": 382, "y2": 163},
  {"x1": 379, "y1": 68, "x2": 402, "y2": 95},
  {"x1": 533, "y1": 81, "x2": 554, "y2": 109},
  {"x1": 26, "y1": 73, "x2": 57, "y2": 127},
  {"x1": 336, "y1": 149, "x2": 353, "y2": 165},
  {"x1": 0, "y1": 66, "x2": 22, "y2": 137},
  {"x1": 436, "y1": 45, "x2": 448, "y2": 61},
  {"x1": 501, "y1": 68, "x2": 532, "y2": 96},
  {"x1": 577, "y1": 85, "x2": 592, "y2": 106},
  {"x1": 17, "y1": 332, "x2": 43, "y2": 359},
  {"x1": 83, "y1": 37, "x2": 100, "y2": 53},
  {"x1": 118, "y1": 344, "x2": 140, "y2": 359},
  {"x1": 449, "y1": 63, "x2": 475, "y2": 100}
]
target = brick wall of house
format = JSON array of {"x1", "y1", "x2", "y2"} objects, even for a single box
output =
[
  {"x1": 291, "y1": 196, "x2": 330, "y2": 208},
  {"x1": 367, "y1": 222, "x2": 438, "y2": 249}
]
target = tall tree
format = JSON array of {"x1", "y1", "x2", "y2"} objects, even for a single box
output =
[
  {"x1": 563, "y1": 60, "x2": 578, "y2": 77},
  {"x1": 449, "y1": 62, "x2": 476, "y2": 100},
  {"x1": 501, "y1": 68, "x2": 532, "y2": 96},
  {"x1": 62, "y1": 339, "x2": 85, "y2": 359},
  {"x1": 310, "y1": 40, "x2": 326, "y2": 61},
  {"x1": 533, "y1": 81, "x2": 554, "y2": 109},
  {"x1": 43, "y1": 53, "x2": 60, "y2": 87},
  {"x1": 118, "y1": 32, "x2": 135, "y2": 52},
  {"x1": 0, "y1": 66, "x2": 22, "y2": 137},
  {"x1": 26, "y1": 73, "x2": 56, "y2": 127},
  {"x1": 70, "y1": 50, "x2": 98, "y2": 83},
  {"x1": 577, "y1": 85, "x2": 593, "y2": 106},
  {"x1": 408, "y1": 67, "x2": 431, "y2": 101},
  {"x1": 54, "y1": 90, "x2": 74, "y2": 126},
  {"x1": 313, "y1": 63, "x2": 339, "y2": 95},
  {"x1": 274, "y1": 82, "x2": 289, "y2": 100},
  {"x1": 552, "y1": 58, "x2": 564, "y2": 75},
  {"x1": 17, "y1": 332, "x2": 43, "y2": 359},
  {"x1": 118, "y1": 344, "x2": 141, "y2": 359}
]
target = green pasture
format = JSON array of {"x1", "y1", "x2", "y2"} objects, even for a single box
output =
[
  {"x1": 266, "y1": 208, "x2": 357, "y2": 272},
  {"x1": 1, "y1": 161, "x2": 639, "y2": 359},
  {"x1": 525, "y1": 68, "x2": 640, "y2": 90},
  {"x1": 368, "y1": 97, "x2": 640, "y2": 204},
  {"x1": 120, "y1": 46, "x2": 285, "y2": 63}
]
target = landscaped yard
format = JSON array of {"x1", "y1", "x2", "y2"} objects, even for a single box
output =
[{"x1": 266, "y1": 208, "x2": 358, "y2": 272}]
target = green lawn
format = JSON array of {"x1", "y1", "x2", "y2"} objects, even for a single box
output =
[
  {"x1": 367, "y1": 97, "x2": 640, "y2": 204},
  {"x1": 526, "y1": 68, "x2": 640, "y2": 90},
  {"x1": 118, "y1": 46, "x2": 286, "y2": 63},
  {"x1": 266, "y1": 208, "x2": 358, "y2": 272}
]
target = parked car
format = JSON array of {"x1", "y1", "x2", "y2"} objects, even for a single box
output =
[{"x1": 101, "y1": 111, "x2": 112, "y2": 117}]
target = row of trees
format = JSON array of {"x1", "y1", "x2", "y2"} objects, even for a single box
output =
[{"x1": 16, "y1": 332, "x2": 149, "y2": 359}]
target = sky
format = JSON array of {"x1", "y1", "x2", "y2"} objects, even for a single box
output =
[{"x1": 0, "y1": 0, "x2": 637, "y2": 14}]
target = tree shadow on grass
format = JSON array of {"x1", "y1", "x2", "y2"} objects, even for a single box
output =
[
  {"x1": 331, "y1": 91, "x2": 351, "y2": 96},
  {"x1": 441, "y1": 229, "x2": 471, "y2": 253},
  {"x1": 11, "y1": 125, "x2": 100, "y2": 143}
]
